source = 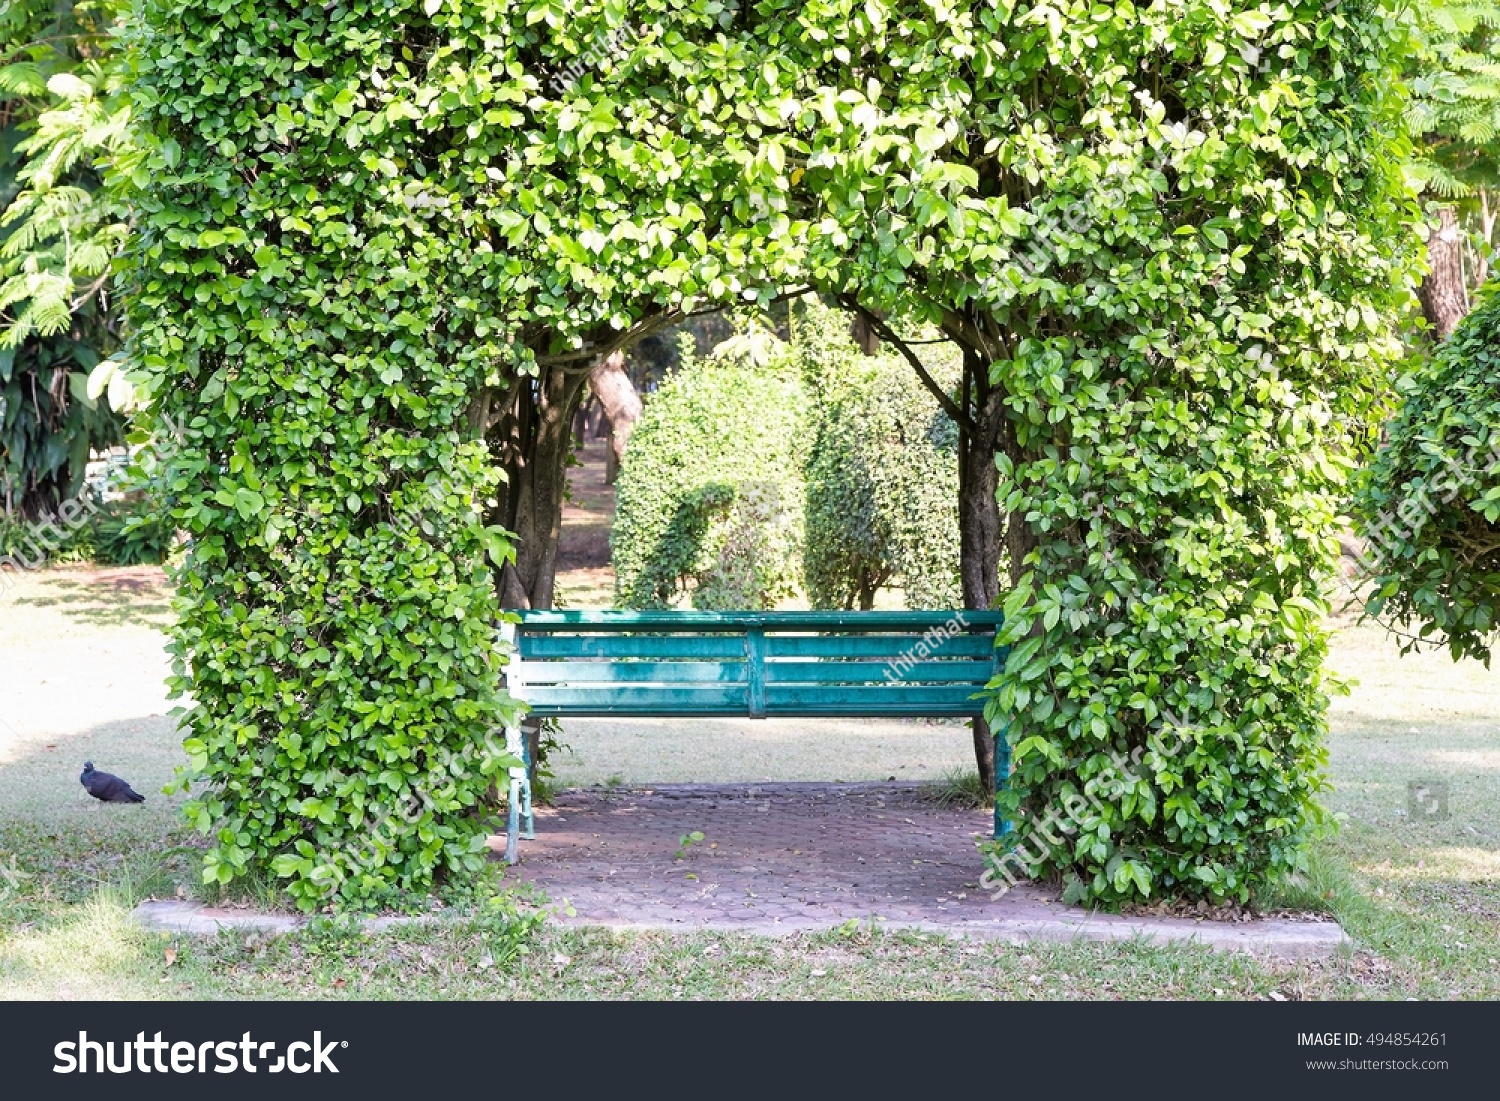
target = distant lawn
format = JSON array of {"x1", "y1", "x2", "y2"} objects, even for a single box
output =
[{"x1": 1, "y1": 566, "x2": 1496, "y2": 1000}]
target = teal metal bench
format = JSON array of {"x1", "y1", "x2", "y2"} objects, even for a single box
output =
[{"x1": 499, "y1": 610, "x2": 1009, "y2": 863}]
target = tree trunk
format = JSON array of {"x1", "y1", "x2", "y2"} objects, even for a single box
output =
[
  {"x1": 480, "y1": 316, "x2": 675, "y2": 795},
  {"x1": 849, "y1": 311, "x2": 882, "y2": 355},
  {"x1": 1418, "y1": 206, "x2": 1470, "y2": 341},
  {"x1": 486, "y1": 367, "x2": 591, "y2": 611},
  {"x1": 482, "y1": 366, "x2": 591, "y2": 788},
  {"x1": 957, "y1": 348, "x2": 1007, "y2": 795},
  {"x1": 589, "y1": 350, "x2": 643, "y2": 486},
  {"x1": 846, "y1": 299, "x2": 1011, "y2": 794}
]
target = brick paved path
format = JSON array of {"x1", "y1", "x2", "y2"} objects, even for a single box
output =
[
  {"x1": 131, "y1": 781, "x2": 1348, "y2": 955},
  {"x1": 505, "y1": 781, "x2": 1064, "y2": 931}
]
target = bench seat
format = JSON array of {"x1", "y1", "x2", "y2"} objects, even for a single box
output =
[{"x1": 499, "y1": 610, "x2": 1008, "y2": 862}]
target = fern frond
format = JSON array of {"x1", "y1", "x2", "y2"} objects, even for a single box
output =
[{"x1": 0, "y1": 61, "x2": 46, "y2": 97}]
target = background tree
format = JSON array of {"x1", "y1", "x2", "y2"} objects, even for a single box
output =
[
  {"x1": 1408, "y1": 0, "x2": 1500, "y2": 337},
  {"x1": 587, "y1": 349, "x2": 641, "y2": 485},
  {"x1": 0, "y1": 0, "x2": 128, "y2": 520}
]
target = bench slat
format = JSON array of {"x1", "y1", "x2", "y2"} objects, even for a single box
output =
[
  {"x1": 521, "y1": 634, "x2": 994, "y2": 661},
  {"x1": 522, "y1": 684, "x2": 748, "y2": 714},
  {"x1": 764, "y1": 684, "x2": 984, "y2": 714},
  {"x1": 521, "y1": 684, "x2": 986, "y2": 717},
  {"x1": 514, "y1": 660, "x2": 748, "y2": 685},
  {"x1": 762, "y1": 659, "x2": 995, "y2": 685},
  {"x1": 517, "y1": 609, "x2": 1003, "y2": 633},
  {"x1": 763, "y1": 633, "x2": 994, "y2": 659},
  {"x1": 519, "y1": 634, "x2": 747, "y2": 660}
]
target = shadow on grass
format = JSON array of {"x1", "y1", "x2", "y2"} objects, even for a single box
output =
[{"x1": 8, "y1": 568, "x2": 172, "y2": 627}]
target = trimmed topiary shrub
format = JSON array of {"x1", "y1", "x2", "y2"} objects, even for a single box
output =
[
  {"x1": 612, "y1": 333, "x2": 806, "y2": 609},
  {"x1": 800, "y1": 305, "x2": 962, "y2": 610},
  {"x1": 1357, "y1": 283, "x2": 1500, "y2": 662},
  {"x1": 125, "y1": 1, "x2": 524, "y2": 911}
]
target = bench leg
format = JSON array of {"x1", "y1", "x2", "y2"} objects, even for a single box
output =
[
  {"x1": 506, "y1": 772, "x2": 521, "y2": 865},
  {"x1": 519, "y1": 729, "x2": 535, "y2": 841},
  {"x1": 504, "y1": 720, "x2": 532, "y2": 864},
  {"x1": 993, "y1": 720, "x2": 1012, "y2": 842}
]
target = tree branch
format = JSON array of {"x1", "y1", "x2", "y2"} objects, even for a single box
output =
[
  {"x1": 533, "y1": 309, "x2": 683, "y2": 371},
  {"x1": 839, "y1": 295, "x2": 976, "y2": 434},
  {"x1": 682, "y1": 284, "x2": 815, "y2": 320}
]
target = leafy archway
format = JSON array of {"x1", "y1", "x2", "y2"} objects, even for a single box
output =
[{"x1": 126, "y1": 0, "x2": 1418, "y2": 909}]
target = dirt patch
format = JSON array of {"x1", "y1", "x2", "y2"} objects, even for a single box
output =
[{"x1": 557, "y1": 438, "x2": 616, "y2": 603}]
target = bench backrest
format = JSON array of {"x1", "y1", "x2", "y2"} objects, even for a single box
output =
[{"x1": 505, "y1": 610, "x2": 1006, "y2": 719}]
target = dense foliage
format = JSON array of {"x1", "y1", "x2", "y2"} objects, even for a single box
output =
[
  {"x1": 126, "y1": 0, "x2": 526, "y2": 910},
  {"x1": 121, "y1": 0, "x2": 1419, "y2": 909},
  {"x1": 1358, "y1": 284, "x2": 1500, "y2": 662},
  {"x1": 800, "y1": 305, "x2": 961, "y2": 610},
  {"x1": 0, "y1": 0, "x2": 128, "y2": 519},
  {"x1": 1408, "y1": 0, "x2": 1500, "y2": 200},
  {"x1": 612, "y1": 333, "x2": 806, "y2": 609}
]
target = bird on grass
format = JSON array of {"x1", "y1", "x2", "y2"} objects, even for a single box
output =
[{"x1": 80, "y1": 762, "x2": 145, "y2": 804}]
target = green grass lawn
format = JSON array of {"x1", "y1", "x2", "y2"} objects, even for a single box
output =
[{"x1": 1, "y1": 567, "x2": 1496, "y2": 1000}]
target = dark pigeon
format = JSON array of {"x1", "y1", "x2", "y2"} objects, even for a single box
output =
[{"x1": 80, "y1": 762, "x2": 145, "y2": 804}]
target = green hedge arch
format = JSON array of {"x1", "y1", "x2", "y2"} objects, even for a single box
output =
[{"x1": 124, "y1": 0, "x2": 1421, "y2": 911}]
